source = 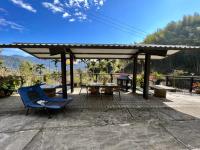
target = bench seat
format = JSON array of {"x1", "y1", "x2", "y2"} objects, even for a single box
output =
[{"x1": 150, "y1": 85, "x2": 176, "y2": 98}]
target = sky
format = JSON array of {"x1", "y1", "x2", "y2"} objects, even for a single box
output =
[{"x1": 1, "y1": 0, "x2": 200, "y2": 56}]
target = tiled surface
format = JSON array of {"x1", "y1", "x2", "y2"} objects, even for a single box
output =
[{"x1": 0, "y1": 89, "x2": 200, "y2": 149}]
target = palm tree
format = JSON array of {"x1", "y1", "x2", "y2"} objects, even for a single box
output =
[
  {"x1": 51, "y1": 59, "x2": 59, "y2": 71},
  {"x1": 0, "y1": 60, "x2": 3, "y2": 68},
  {"x1": 35, "y1": 64, "x2": 45, "y2": 76}
]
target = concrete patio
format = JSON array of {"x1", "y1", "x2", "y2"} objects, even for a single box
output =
[{"x1": 1, "y1": 89, "x2": 200, "y2": 150}]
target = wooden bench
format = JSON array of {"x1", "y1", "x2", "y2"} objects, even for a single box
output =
[{"x1": 150, "y1": 85, "x2": 176, "y2": 98}]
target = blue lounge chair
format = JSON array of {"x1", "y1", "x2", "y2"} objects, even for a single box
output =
[{"x1": 18, "y1": 84, "x2": 73, "y2": 118}]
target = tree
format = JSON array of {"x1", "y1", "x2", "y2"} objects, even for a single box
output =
[
  {"x1": 141, "y1": 13, "x2": 200, "y2": 74},
  {"x1": 0, "y1": 60, "x2": 3, "y2": 68},
  {"x1": 51, "y1": 59, "x2": 59, "y2": 71},
  {"x1": 35, "y1": 64, "x2": 45, "y2": 76},
  {"x1": 19, "y1": 61, "x2": 34, "y2": 85},
  {"x1": 0, "y1": 49, "x2": 3, "y2": 68}
]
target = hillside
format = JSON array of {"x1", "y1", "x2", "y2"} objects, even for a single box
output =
[
  {"x1": 0, "y1": 55, "x2": 86, "y2": 71},
  {"x1": 126, "y1": 13, "x2": 200, "y2": 75}
]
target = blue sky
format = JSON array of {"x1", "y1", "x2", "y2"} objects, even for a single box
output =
[{"x1": 1, "y1": 0, "x2": 200, "y2": 56}]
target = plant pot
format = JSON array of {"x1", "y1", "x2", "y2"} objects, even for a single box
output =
[{"x1": 195, "y1": 89, "x2": 200, "y2": 94}]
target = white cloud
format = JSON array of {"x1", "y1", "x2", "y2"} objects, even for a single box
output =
[
  {"x1": 42, "y1": 0, "x2": 106, "y2": 22},
  {"x1": 66, "y1": 0, "x2": 89, "y2": 9},
  {"x1": 62, "y1": 12, "x2": 71, "y2": 18},
  {"x1": 94, "y1": 0, "x2": 105, "y2": 6},
  {"x1": 0, "y1": 8, "x2": 8, "y2": 14},
  {"x1": 54, "y1": 0, "x2": 60, "y2": 4},
  {"x1": 74, "y1": 11, "x2": 87, "y2": 20},
  {"x1": 10, "y1": 0, "x2": 36, "y2": 13},
  {"x1": 53, "y1": 0, "x2": 64, "y2": 6},
  {"x1": 69, "y1": 18, "x2": 75, "y2": 22},
  {"x1": 0, "y1": 18, "x2": 24, "y2": 31},
  {"x1": 42, "y1": 2, "x2": 64, "y2": 13}
]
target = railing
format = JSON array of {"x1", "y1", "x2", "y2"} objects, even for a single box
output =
[
  {"x1": 165, "y1": 75, "x2": 200, "y2": 92},
  {"x1": 33, "y1": 73, "x2": 200, "y2": 93},
  {"x1": 34, "y1": 73, "x2": 133, "y2": 87},
  {"x1": 78, "y1": 73, "x2": 133, "y2": 85}
]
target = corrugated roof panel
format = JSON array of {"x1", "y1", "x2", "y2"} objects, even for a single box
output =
[{"x1": 1, "y1": 43, "x2": 200, "y2": 59}]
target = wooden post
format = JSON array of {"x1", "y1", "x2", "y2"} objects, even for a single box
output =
[
  {"x1": 61, "y1": 53, "x2": 67, "y2": 98},
  {"x1": 95, "y1": 74, "x2": 98, "y2": 82},
  {"x1": 143, "y1": 54, "x2": 151, "y2": 99},
  {"x1": 166, "y1": 76, "x2": 169, "y2": 86},
  {"x1": 110, "y1": 74, "x2": 113, "y2": 83},
  {"x1": 80, "y1": 73, "x2": 82, "y2": 86},
  {"x1": 190, "y1": 76, "x2": 194, "y2": 93},
  {"x1": 70, "y1": 53, "x2": 74, "y2": 93},
  {"x1": 132, "y1": 55, "x2": 138, "y2": 93}
]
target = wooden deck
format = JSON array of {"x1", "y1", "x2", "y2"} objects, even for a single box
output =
[
  {"x1": 68, "y1": 88, "x2": 196, "y2": 110},
  {"x1": 1, "y1": 87, "x2": 200, "y2": 115}
]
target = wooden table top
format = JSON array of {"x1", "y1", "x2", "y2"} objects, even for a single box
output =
[{"x1": 86, "y1": 83, "x2": 118, "y2": 87}]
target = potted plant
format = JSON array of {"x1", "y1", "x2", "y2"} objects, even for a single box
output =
[
  {"x1": 99, "y1": 72, "x2": 110, "y2": 85},
  {"x1": 193, "y1": 82, "x2": 200, "y2": 94}
]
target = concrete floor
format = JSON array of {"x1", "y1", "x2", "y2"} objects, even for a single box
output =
[{"x1": 1, "y1": 89, "x2": 200, "y2": 150}]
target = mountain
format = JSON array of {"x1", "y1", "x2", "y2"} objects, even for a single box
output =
[
  {"x1": 0, "y1": 55, "x2": 86, "y2": 71},
  {"x1": 126, "y1": 13, "x2": 200, "y2": 75}
]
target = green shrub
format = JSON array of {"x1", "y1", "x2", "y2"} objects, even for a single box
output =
[{"x1": 0, "y1": 75, "x2": 21, "y2": 97}]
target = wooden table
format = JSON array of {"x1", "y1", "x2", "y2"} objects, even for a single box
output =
[
  {"x1": 86, "y1": 83, "x2": 118, "y2": 95},
  {"x1": 40, "y1": 85, "x2": 57, "y2": 97}
]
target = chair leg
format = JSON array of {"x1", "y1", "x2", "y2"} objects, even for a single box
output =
[
  {"x1": 119, "y1": 91, "x2": 121, "y2": 100},
  {"x1": 26, "y1": 108, "x2": 29, "y2": 116}
]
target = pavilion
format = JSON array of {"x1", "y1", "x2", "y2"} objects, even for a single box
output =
[{"x1": 1, "y1": 43, "x2": 200, "y2": 99}]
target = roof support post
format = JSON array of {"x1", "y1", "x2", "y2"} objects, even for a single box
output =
[
  {"x1": 143, "y1": 54, "x2": 151, "y2": 99},
  {"x1": 70, "y1": 53, "x2": 74, "y2": 93},
  {"x1": 61, "y1": 52, "x2": 67, "y2": 98},
  {"x1": 132, "y1": 54, "x2": 138, "y2": 93}
]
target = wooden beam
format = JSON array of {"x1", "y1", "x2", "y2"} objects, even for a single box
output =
[
  {"x1": 132, "y1": 55, "x2": 138, "y2": 93},
  {"x1": 139, "y1": 49, "x2": 167, "y2": 56},
  {"x1": 49, "y1": 48, "x2": 66, "y2": 56},
  {"x1": 143, "y1": 54, "x2": 151, "y2": 99},
  {"x1": 70, "y1": 53, "x2": 74, "y2": 93},
  {"x1": 61, "y1": 53, "x2": 67, "y2": 98}
]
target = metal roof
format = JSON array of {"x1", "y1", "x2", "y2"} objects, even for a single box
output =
[{"x1": 1, "y1": 43, "x2": 200, "y2": 59}]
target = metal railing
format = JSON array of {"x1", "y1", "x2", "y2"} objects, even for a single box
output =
[{"x1": 166, "y1": 75, "x2": 200, "y2": 92}]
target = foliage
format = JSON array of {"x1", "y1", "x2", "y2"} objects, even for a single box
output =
[
  {"x1": 0, "y1": 75, "x2": 21, "y2": 97},
  {"x1": 143, "y1": 13, "x2": 200, "y2": 74},
  {"x1": 51, "y1": 59, "x2": 59, "y2": 70},
  {"x1": 151, "y1": 72, "x2": 164, "y2": 80},
  {"x1": 171, "y1": 70, "x2": 187, "y2": 76},
  {"x1": 136, "y1": 73, "x2": 144, "y2": 88},
  {"x1": 98, "y1": 72, "x2": 110, "y2": 84},
  {"x1": 51, "y1": 71, "x2": 60, "y2": 81},
  {"x1": 35, "y1": 64, "x2": 46, "y2": 75},
  {"x1": 81, "y1": 59, "x2": 128, "y2": 82},
  {"x1": 19, "y1": 61, "x2": 34, "y2": 85},
  {"x1": 0, "y1": 60, "x2": 3, "y2": 68}
]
